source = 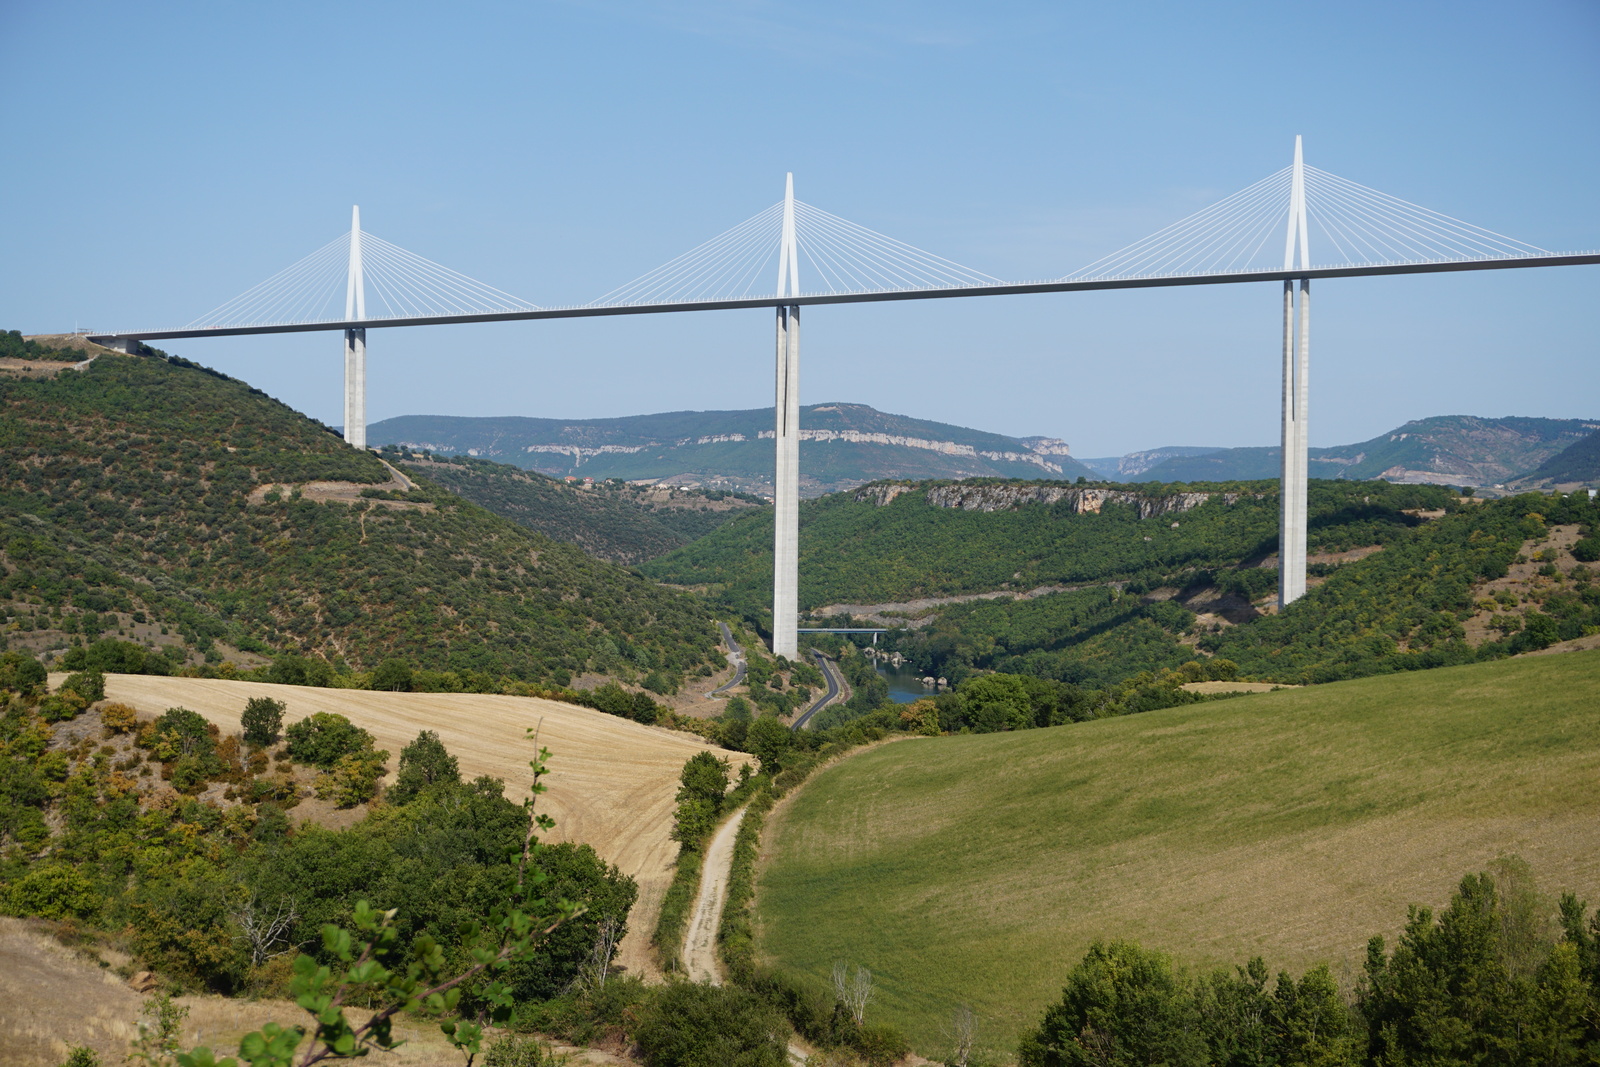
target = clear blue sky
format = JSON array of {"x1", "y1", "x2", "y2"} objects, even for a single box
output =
[{"x1": 2, "y1": 0, "x2": 1595, "y2": 456}]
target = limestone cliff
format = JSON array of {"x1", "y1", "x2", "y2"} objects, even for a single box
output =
[{"x1": 852, "y1": 481, "x2": 1251, "y2": 519}]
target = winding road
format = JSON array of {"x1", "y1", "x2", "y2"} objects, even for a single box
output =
[
  {"x1": 708, "y1": 621, "x2": 747, "y2": 697},
  {"x1": 792, "y1": 650, "x2": 843, "y2": 731}
]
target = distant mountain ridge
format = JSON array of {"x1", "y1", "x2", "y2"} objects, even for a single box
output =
[
  {"x1": 1123, "y1": 416, "x2": 1599, "y2": 489},
  {"x1": 369, "y1": 404, "x2": 1097, "y2": 496}
]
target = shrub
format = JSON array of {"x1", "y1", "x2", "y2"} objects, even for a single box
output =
[
  {"x1": 170, "y1": 754, "x2": 212, "y2": 794},
  {"x1": 5, "y1": 863, "x2": 102, "y2": 921},
  {"x1": 853, "y1": 1024, "x2": 912, "y2": 1067},
  {"x1": 38, "y1": 690, "x2": 88, "y2": 723},
  {"x1": 632, "y1": 982, "x2": 788, "y2": 1067},
  {"x1": 284, "y1": 711, "x2": 375, "y2": 768},
  {"x1": 482, "y1": 1034, "x2": 561, "y2": 1067},
  {"x1": 313, "y1": 748, "x2": 389, "y2": 807},
  {"x1": 58, "y1": 1046, "x2": 101, "y2": 1067},
  {"x1": 241, "y1": 696, "x2": 286, "y2": 747},
  {"x1": 100, "y1": 701, "x2": 139, "y2": 734}
]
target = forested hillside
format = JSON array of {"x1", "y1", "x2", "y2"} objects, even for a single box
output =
[
  {"x1": 0, "y1": 340, "x2": 721, "y2": 688},
  {"x1": 386, "y1": 449, "x2": 764, "y2": 564},
  {"x1": 648, "y1": 477, "x2": 1600, "y2": 690},
  {"x1": 646, "y1": 478, "x2": 1454, "y2": 614}
]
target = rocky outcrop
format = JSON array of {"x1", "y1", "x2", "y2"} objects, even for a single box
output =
[
  {"x1": 853, "y1": 482, "x2": 1251, "y2": 518},
  {"x1": 754, "y1": 428, "x2": 1065, "y2": 473}
]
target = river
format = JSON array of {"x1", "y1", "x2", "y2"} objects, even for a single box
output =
[{"x1": 875, "y1": 662, "x2": 938, "y2": 704}]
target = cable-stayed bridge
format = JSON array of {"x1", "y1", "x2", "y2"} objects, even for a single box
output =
[{"x1": 86, "y1": 140, "x2": 1599, "y2": 658}]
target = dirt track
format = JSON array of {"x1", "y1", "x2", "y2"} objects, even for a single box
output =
[
  {"x1": 682, "y1": 806, "x2": 748, "y2": 984},
  {"x1": 81, "y1": 674, "x2": 753, "y2": 980}
]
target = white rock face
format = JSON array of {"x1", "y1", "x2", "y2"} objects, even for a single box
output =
[{"x1": 853, "y1": 482, "x2": 1251, "y2": 518}]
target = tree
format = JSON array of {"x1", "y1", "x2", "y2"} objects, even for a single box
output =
[
  {"x1": 1357, "y1": 867, "x2": 1592, "y2": 1066},
  {"x1": 241, "y1": 696, "x2": 286, "y2": 747},
  {"x1": 833, "y1": 960, "x2": 874, "y2": 1026},
  {"x1": 956, "y1": 675, "x2": 1032, "y2": 733},
  {"x1": 672, "y1": 751, "x2": 730, "y2": 845},
  {"x1": 746, "y1": 716, "x2": 793, "y2": 774},
  {"x1": 385, "y1": 729, "x2": 462, "y2": 805},
  {"x1": 0, "y1": 650, "x2": 46, "y2": 696},
  {"x1": 1018, "y1": 940, "x2": 1207, "y2": 1067},
  {"x1": 370, "y1": 658, "x2": 414, "y2": 692}
]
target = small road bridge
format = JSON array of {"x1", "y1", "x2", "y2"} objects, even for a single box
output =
[{"x1": 85, "y1": 139, "x2": 1600, "y2": 657}]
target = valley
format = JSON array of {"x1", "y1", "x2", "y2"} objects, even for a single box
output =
[{"x1": 2, "y1": 333, "x2": 1599, "y2": 1067}]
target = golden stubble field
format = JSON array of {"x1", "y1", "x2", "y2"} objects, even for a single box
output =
[
  {"x1": 757, "y1": 649, "x2": 1600, "y2": 1061},
  {"x1": 75, "y1": 674, "x2": 752, "y2": 980}
]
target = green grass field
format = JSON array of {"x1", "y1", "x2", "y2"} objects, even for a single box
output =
[{"x1": 755, "y1": 649, "x2": 1600, "y2": 1061}]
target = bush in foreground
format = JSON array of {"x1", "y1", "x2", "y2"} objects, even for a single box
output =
[{"x1": 633, "y1": 981, "x2": 788, "y2": 1067}]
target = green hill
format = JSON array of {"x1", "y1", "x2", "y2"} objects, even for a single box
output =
[
  {"x1": 367, "y1": 403, "x2": 1096, "y2": 495},
  {"x1": 384, "y1": 450, "x2": 764, "y2": 565},
  {"x1": 1136, "y1": 415, "x2": 1597, "y2": 487},
  {"x1": 0, "y1": 340, "x2": 720, "y2": 687},
  {"x1": 755, "y1": 649, "x2": 1600, "y2": 1059}
]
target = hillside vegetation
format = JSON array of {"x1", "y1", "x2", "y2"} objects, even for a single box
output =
[
  {"x1": 648, "y1": 478, "x2": 1600, "y2": 688},
  {"x1": 0, "y1": 341, "x2": 720, "y2": 687},
  {"x1": 756, "y1": 649, "x2": 1600, "y2": 1059},
  {"x1": 387, "y1": 449, "x2": 763, "y2": 564},
  {"x1": 646, "y1": 478, "x2": 1455, "y2": 612},
  {"x1": 1517, "y1": 425, "x2": 1600, "y2": 488}
]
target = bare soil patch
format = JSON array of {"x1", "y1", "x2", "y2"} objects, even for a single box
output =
[
  {"x1": 248, "y1": 459, "x2": 433, "y2": 511},
  {"x1": 0, "y1": 917, "x2": 622, "y2": 1067}
]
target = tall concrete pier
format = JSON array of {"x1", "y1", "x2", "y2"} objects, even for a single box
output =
[
  {"x1": 343, "y1": 205, "x2": 367, "y2": 450},
  {"x1": 1279, "y1": 138, "x2": 1310, "y2": 608},
  {"x1": 772, "y1": 175, "x2": 801, "y2": 658}
]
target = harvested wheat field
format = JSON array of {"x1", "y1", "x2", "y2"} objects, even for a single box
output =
[{"x1": 77, "y1": 674, "x2": 751, "y2": 979}]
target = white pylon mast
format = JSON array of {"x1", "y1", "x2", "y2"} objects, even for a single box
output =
[
  {"x1": 772, "y1": 174, "x2": 801, "y2": 659},
  {"x1": 1279, "y1": 138, "x2": 1310, "y2": 608},
  {"x1": 343, "y1": 205, "x2": 368, "y2": 449}
]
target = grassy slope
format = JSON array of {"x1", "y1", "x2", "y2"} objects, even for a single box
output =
[{"x1": 756, "y1": 649, "x2": 1600, "y2": 1058}]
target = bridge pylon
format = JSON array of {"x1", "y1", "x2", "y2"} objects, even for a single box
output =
[
  {"x1": 1279, "y1": 138, "x2": 1310, "y2": 609},
  {"x1": 772, "y1": 174, "x2": 801, "y2": 659},
  {"x1": 343, "y1": 205, "x2": 367, "y2": 450}
]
